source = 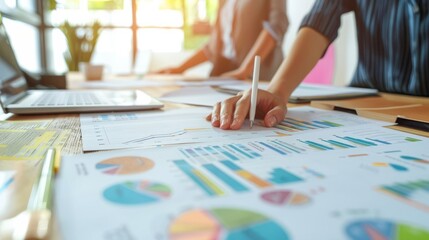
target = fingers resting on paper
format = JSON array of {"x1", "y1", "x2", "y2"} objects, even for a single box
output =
[{"x1": 206, "y1": 89, "x2": 287, "y2": 130}]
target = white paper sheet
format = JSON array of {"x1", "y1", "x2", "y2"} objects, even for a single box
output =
[
  {"x1": 218, "y1": 83, "x2": 379, "y2": 103},
  {"x1": 56, "y1": 126, "x2": 429, "y2": 240},
  {"x1": 78, "y1": 79, "x2": 243, "y2": 89},
  {"x1": 80, "y1": 106, "x2": 392, "y2": 152},
  {"x1": 159, "y1": 86, "x2": 233, "y2": 106}
]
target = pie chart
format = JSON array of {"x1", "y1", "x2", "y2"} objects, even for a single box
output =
[
  {"x1": 103, "y1": 180, "x2": 171, "y2": 205},
  {"x1": 345, "y1": 219, "x2": 429, "y2": 240},
  {"x1": 95, "y1": 156, "x2": 154, "y2": 175},
  {"x1": 261, "y1": 190, "x2": 311, "y2": 206},
  {"x1": 169, "y1": 208, "x2": 290, "y2": 240}
]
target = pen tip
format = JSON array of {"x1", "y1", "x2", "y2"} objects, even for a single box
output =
[{"x1": 250, "y1": 121, "x2": 254, "y2": 129}]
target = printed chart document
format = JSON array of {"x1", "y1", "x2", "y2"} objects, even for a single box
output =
[
  {"x1": 79, "y1": 106, "x2": 391, "y2": 152},
  {"x1": 56, "y1": 124, "x2": 429, "y2": 240},
  {"x1": 0, "y1": 120, "x2": 70, "y2": 160},
  {"x1": 217, "y1": 83, "x2": 379, "y2": 103}
]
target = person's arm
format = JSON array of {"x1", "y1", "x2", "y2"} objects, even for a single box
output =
[
  {"x1": 220, "y1": 29, "x2": 277, "y2": 80},
  {"x1": 207, "y1": 27, "x2": 329, "y2": 129},
  {"x1": 155, "y1": 47, "x2": 209, "y2": 74},
  {"x1": 268, "y1": 27, "x2": 329, "y2": 100},
  {"x1": 222, "y1": 0, "x2": 289, "y2": 80}
]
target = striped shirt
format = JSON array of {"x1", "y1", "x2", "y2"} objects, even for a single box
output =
[{"x1": 301, "y1": 0, "x2": 429, "y2": 96}]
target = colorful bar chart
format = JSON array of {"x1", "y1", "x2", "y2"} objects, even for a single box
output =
[
  {"x1": 271, "y1": 140, "x2": 306, "y2": 153},
  {"x1": 258, "y1": 142, "x2": 289, "y2": 155},
  {"x1": 276, "y1": 117, "x2": 343, "y2": 132},
  {"x1": 203, "y1": 164, "x2": 249, "y2": 192},
  {"x1": 334, "y1": 135, "x2": 379, "y2": 146},
  {"x1": 220, "y1": 161, "x2": 272, "y2": 188},
  {"x1": 379, "y1": 179, "x2": 429, "y2": 212},
  {"x1": 268, "y1": 168, "x2": 303, "y2": 184},
  {"x1": 180, "y1": 144, "x2": 261, "y2": 162},
  {"x1": 173, "y1": 160, "x2": 224, "y2": 196},
  {"x1": 299, "y1": 140, "x2": 334, "y2": 150}
]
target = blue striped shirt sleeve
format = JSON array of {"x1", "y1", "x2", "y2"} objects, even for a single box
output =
[{"x1": 299, "y1": 0, "x2": 355, "y2": 43}]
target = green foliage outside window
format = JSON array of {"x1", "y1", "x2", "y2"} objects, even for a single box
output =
[
  {"x1": 88, "y1": 0, "x2": 124, "y2": 10},
  {"x1": 50, "y1": 0, "x2": 220, "y2": 50}
]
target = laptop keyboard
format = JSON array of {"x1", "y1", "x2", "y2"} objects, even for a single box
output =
[{"x1": 32, "y1": 92, "x2": 110, "y2": 106}]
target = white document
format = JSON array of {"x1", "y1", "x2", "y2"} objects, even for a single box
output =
[
  {"x1": 159, "y1": 86, "x2": 233, "y2": 106},
  {"x1": 79, "y1": 79, "x2": 243, "y2": 89},
  {"x1": 80, "y1": 107, "x2": 392, "y2": 152},
  {"x1": 56, "y1": 126, "x2": 429, "y2": 240},
  {"x1": 218, "y1": 83, "x2": 379, "y2": 103}
]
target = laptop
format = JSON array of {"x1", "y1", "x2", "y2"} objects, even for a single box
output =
[{"x1": 0, "y1": 20, "x2": 163, "y2": 114}]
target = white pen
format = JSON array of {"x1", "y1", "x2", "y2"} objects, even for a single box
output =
[{"x1": 249, "y1": 55, "x2": 260, "y2": 129}]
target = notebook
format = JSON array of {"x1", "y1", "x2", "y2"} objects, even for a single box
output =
[{"x1": 0, "y1": 19, "x2": 163, "y2": 114}]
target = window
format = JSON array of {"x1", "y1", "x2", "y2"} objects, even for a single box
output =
[{"x1": 1, "y1": 0, "x2": 219, "y2": 74}]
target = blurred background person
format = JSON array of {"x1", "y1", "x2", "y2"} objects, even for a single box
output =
[{"x1": 156, "y1": 0, "x2": 288, "y2": 80}]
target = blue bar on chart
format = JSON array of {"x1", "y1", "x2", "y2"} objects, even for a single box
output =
[
  {"x1": 268, "y1": 168, "x2": 303, "y2": 184},
  {"x1": 278, "y1": 117, "x2": 344, "y2": 132},
  {"x1": 320, "y1": 139, "x2": 355, "y2": 149},
  {"x1": 203, "y1": 164, "x2": 249, "y2": 192},
  {"x1": 220, "y1": 160, "x2": 272, "y2": 188},
  {"x1": 380, "y1": 180, "x2": 429, "y2": 211},
  {"x1": 334, "y1": 135, "x2": 378, "y2": 146},
  {"x1": 313, "y1": 120, "x2": 342, "y2": 127},
  {"x1": 258, "y1": 142, "x2": 288, "y2": 155},
  {"x1": 366, "y1": 138, "x2": 391, "y2": 145},
  {"x1": 213, "y1": 146, "x2": 240, "y2": 161},
  {"x1": 272, "y1": 140, "x2": 306, "y2": 154},
  {"x1": 227, "y1": 144, "x2": 256, "y2": 159},
  {"x1": 299, "y1": 140, "x2": 334, "y2": 150},
  {"x1": 173, "y1": 160, "x2": 224, "y2": 196}
]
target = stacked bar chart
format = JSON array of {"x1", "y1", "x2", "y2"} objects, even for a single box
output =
[
  {"x1": 173, "y1": 160, "x2": 224, "y2": 196},
  {"x1": 276, "y1": 117, "x2": 343, "y2": 132},
  {"x1": 268, "y1": 168, "x2": 303, "y2": 184},
  {"x1": 180, "y1": 144, "x2": 261, "y2": 162},
  {"x1": 379, "y1": 179, "x2": 429, "y2": 212},
  {"x1": 220, "y1": 160, "x2": 272, "y2": 188},
  {"x1": 203, "y1": 164, "x2": 249, "y2": 192},
  {"x1": 297, "y1": 135, "x2": 392, "y2": 151}
]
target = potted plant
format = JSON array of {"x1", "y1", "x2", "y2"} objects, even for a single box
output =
[{"x1": 60, "y1": 20, "x2": 102, "y2": 72}]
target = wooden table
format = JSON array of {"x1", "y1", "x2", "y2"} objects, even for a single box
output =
[{"x1": 1, "y1": 77, "x2": 428, "y2": 239}]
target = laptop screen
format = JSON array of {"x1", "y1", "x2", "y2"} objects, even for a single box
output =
[{"x1": 0, "y1": 17, "x2": 28, "y2": 109}]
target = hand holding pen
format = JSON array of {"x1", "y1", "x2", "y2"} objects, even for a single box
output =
[{"x1": 207, "y1": 56, "x2": 287, "y2": 130}]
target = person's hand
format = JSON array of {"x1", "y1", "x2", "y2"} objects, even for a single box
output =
[
  {"x1": 206, "y1": 89, "x2": 287, "y2": 130},
  {"x1": 154, "y1": 66, "x2": 184, "y2": 74},
  {"x1": 220, "y1": 68, "x2": 248, "y2": 80}
]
